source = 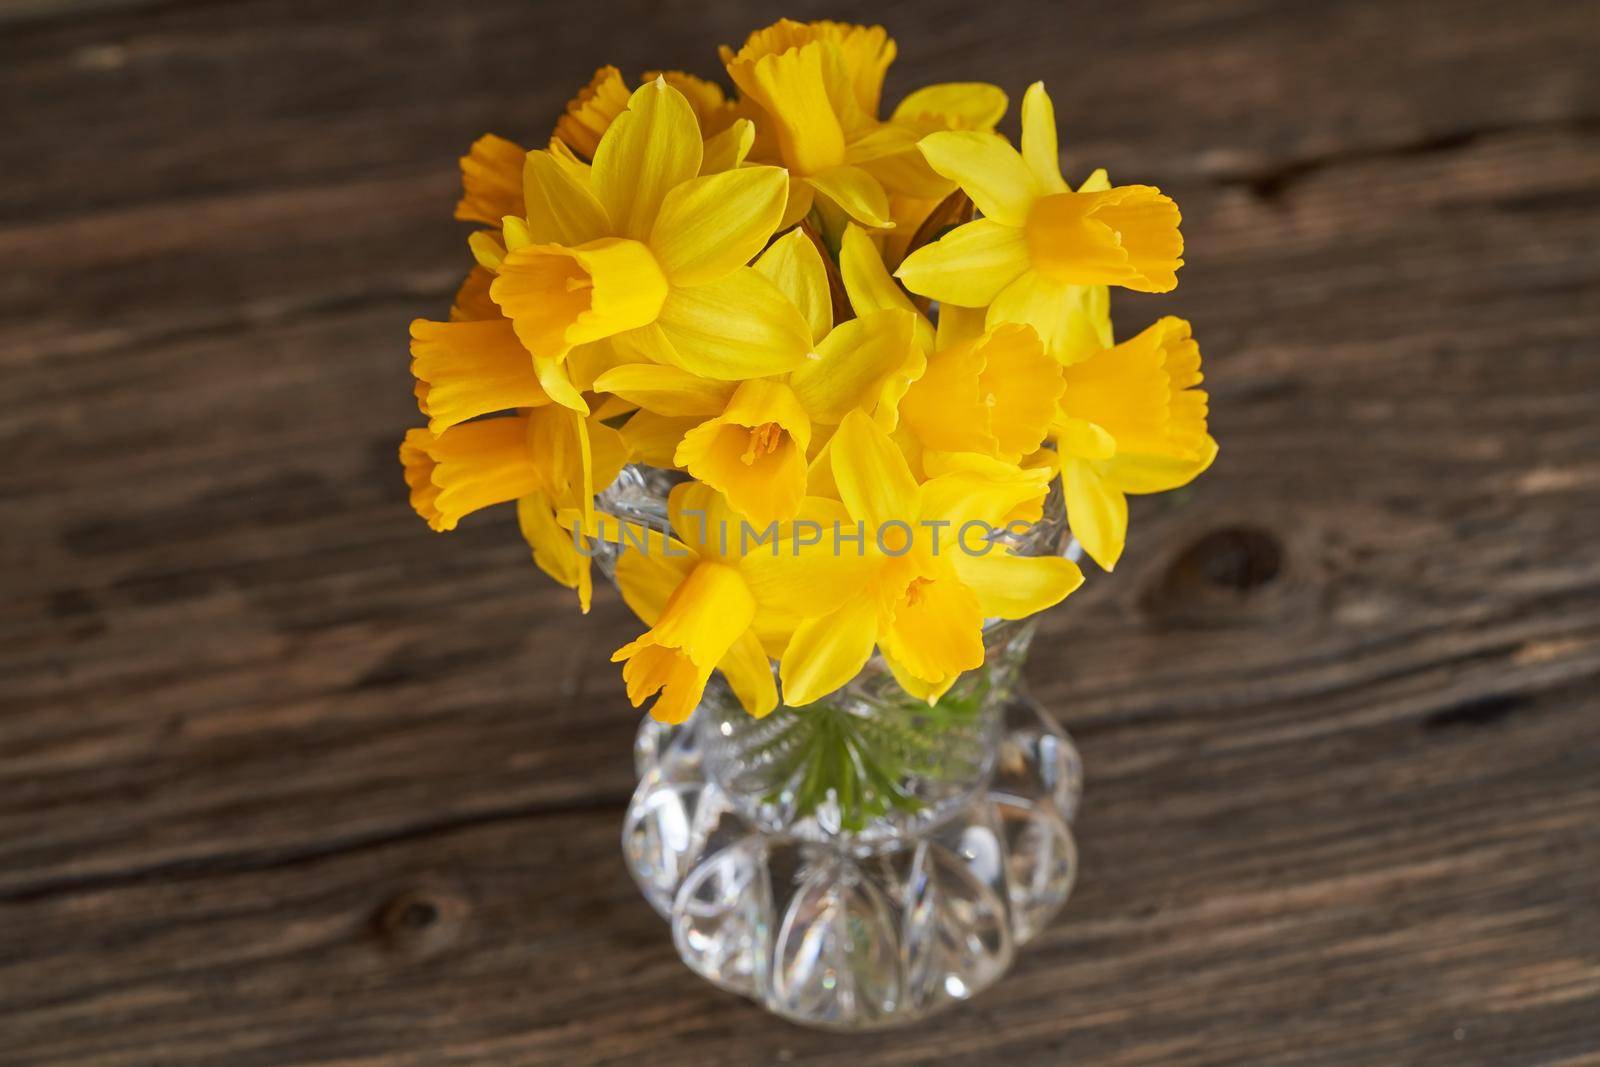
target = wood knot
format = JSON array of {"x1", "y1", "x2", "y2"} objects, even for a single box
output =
[
  {"x1": 1180, "y1": 527, "x2": 1284, "y2": 591},
  {"x1": 376, "y1": 886, "x2": 468, "y2": 958},
  {"x1": 1141, "y1": 526, "x2": 1286, "y2": 624}
]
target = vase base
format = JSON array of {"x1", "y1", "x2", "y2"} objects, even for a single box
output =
[{"x1": 623, "y1": 687, "x2": 1082, "y2": 1030}]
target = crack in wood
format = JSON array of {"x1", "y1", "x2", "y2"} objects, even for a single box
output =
[
  {"x1": 0, "y1": 791, "x2": 631, "y2": 905},
  {"x1": 1213, "y1": 116, "x2": 1600, "y2": 202}
]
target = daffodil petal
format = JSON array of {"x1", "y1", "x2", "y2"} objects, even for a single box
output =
[
  {"x1": 753, "y1": 227, "x2": 834, "y2": 344},
  {"x1": 614, "y1": 548, "x2": 699, "y2": 626},
  {"x1": 916, "y1": 130, "x2": 1040, "y2": 226},
  {"x1": 654, "y1": 268, "x2": 813, "y2": 380},
  {"x1": 492, "y1": 238, "x2": 667, "y2": 361},
  {"x1": 739, "y1": 520, "x2": 877, "y2": 618},
  {"x1": 613, "y1": 561, "x2": 756, "y2": 724},
  {"x1": 844, "y1": 123, "x2": 951, "y2": 200},
  {"x1": 546, "y1": 136, "x2": 591, "y2": 184},
  {"x1": 1063, "y1": 457, "x2": 1127, "y2": 571},
  {"x1": 1077, "y1": 167, "x2": 1111, "y2": 193},
  {"x1": 805, "y1": 436, "x2": 841, "y2": 501},
  {"x1": 522, "y1": 149, "x2": 610, "y2": 245},
  {"x1": 894, "y1": 218, "x2": 1030, "y2": 307},
  {"x1": 620, "y1": 409, "x2": 701, "y2": 467},
  {"x1": 455, "y1": 134, "x2": 526, "y2": 225},
  {"x1": 779, "y1": 179, "x2": 817, "y2": 229},
  {"x1": 951, "y1": 552, "x2": 1083, "y2": 621},
  {"x1": 723, "y1": 35, "x2": 848, "y2": 175},
  {"x1": 1110, "y1": 436, "x2": 1219, "y2": 495},
  {"x1": 988, "y1": 271, "x2": 1111, "y2": 366},
  {"x1": 667, "y1": 480, "x2": 744, "y2": 559},
  {"x1": 830, "y1": 409, "x2": 919, "y2": 528},
  {"x1": 839, "y1": 223, "x2": 934, "y2": 349},
  {"x1": 1020, "y1": 82, "x2": 1068, "y2": 193},
  {"x1": 594, "y1": 363, "x2": 736, "y2": 417},
  {"x1": 882, "y1": 650, "x2": 960, "y2": 705},
  {"x1": 700, "y1": 117, "x2": 755, "y2": 175},
  {"x1": 878, "y1": 569, "x2": 985, "y2": 685},
  {"x1": 591, "y1": 79, "x2": 704, "y2": 241},
  {"x1": 533, "y1": 356, "x2": 588, "y2": 414},
  {"x1": 918, "y1": 465, "x2": 1052, "y2": 530},
  {"x1": 779, "y1": 593, "x2": 880, "y2": 707},
  {"x1": 719, "y1": 630, "x2": 778, "y2": 717},
  {"x1": 649, "y1": 165, "x2": 788, "y2": 287},
  {"x1": 891, "y1": 82, "x2": 1008, "y2": 130},
  {"x1": 790, "y1": 308, "x2": 916, "y2": 425},
  {"x1": 934, "y1": 304, "x2": 986, "y2": 350},
  {"x1": 564, "y1": 336, "x2": 629, "y2": 393},
  {"x1": 1053, "y1": 416, "x2": 1116, "y2": 462},
  {"x1": 586, "y1": 413, "x2": 631, "y2": 496},
  {"x1": 469, "y1": 231, "x2": 506, "y2": 271},
  {"x1": 805, "y1": 165, "x2": 893, "y2": 229},
  {"x1": 517, "y1": 493, "x2": 591, "y2": 612}
]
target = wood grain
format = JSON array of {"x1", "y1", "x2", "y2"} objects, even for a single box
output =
[{"x1": 2, "y1": 0, "x2": 1597, "y2": 1063}]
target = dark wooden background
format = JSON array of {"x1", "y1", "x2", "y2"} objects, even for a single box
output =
[{"x1": 3, "y1": 0, "x2": 1598, "y2": 1063}]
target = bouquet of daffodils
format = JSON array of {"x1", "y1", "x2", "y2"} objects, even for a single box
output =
[{"x1": 401, "y1": 19, "x2": 1216, "y2": 726}]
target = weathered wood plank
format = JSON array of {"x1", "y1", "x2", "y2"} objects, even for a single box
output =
[
  {"x1": 1, "y1": 0, "x2": 1597, "y2": 1063},
  {"x1": 0, "y1": 688, "x2": 1594, "y2": 1066},
  {"x1": 1, "y1": 0, "x2": 1595, "y2": 224}
]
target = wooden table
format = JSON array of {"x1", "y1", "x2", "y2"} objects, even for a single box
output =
[{"x1": 4, "y1": 1, "x2": 1598, "y2": 1063}]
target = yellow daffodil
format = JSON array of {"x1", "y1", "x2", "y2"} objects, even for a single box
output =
[
  {"x1": 409, "y1": 317, "x2": 550, "y2": 435},
  {"x1": 403, "y1": 28, "x2": 1221, "y2": 726},
  {"x1": 400, "y1": 405, "x2": 627, "y2": 533},
  {"x1": 555, "y1": 67, "x2": 635, "y2": 157},
  {"x1": 455, "y1": 67, "x2": 752, "y2": 252},
  {"x1": 611, "y1": 483, "x2": 805, "y2": 722},
  {"x1": 720, "y1": 19, "x2": 1007, "y2": 233},
  {"x1": 595, "y1": 228, "x2": 920, "y2": 524},
  {"x1": 746, "y1": 410, "x2": 1081, "y2": 707},
  {"x1": 556, "y1": 65, "x2": 742, "y2": 158},
  {"x1": 835, "y1": 224, "x2": 1064, "y2": 470},
  {"x1": 1053, "y1": 316, "x2": 1217, "y2": 570},
  {"x1": 455, "y1": 134, "x2": 527, "y2": 226},
  {"x1": 481, "y1": 79, "x2": 811, "y2": 415},
  {"x1": 516, "y1": 493, "x2": 597, "y2": 611},
  {"x1": 897, "y1": 82, "x2": 1181, "y2": 364},
  {"x1": 670, "y1": 377, "x2": 815, "y2": 525}
]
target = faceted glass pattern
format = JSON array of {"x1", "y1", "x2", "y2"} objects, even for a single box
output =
[{"x1": 623, "y1": 672, "x2": 1082, "y2": 1029}]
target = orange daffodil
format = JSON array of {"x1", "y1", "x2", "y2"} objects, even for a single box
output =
[{"x1": 398, "y1": 20, "x2": 1219, "y2": 724}]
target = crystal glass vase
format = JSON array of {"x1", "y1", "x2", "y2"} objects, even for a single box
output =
[{"x1": 601, "y1": 467, "x2": 1083, "y2": 1030}]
